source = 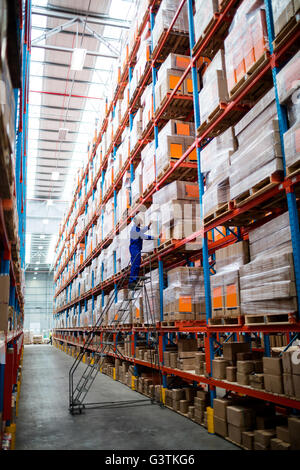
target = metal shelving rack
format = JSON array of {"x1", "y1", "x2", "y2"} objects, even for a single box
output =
[
  {"x1": 0, "y1": 0, "x2": 31, "y2": 450},
  {"x1": 53, "y1": 0, "x2": 300, "y2": 418}
]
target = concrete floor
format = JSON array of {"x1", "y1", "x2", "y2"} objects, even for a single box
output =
[{"x1": 15, "y1": 345, "x2": 237, "y2": 450}]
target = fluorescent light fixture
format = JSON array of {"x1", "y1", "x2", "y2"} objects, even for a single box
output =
[
  {"x1": 71, "y1": 48, "x2": 87, "y2": 71},
  {"x1": 36, "y1": 261, "x2": 40, "y2": 265},
  {"x1": 43, "y1": 219, "x2": 49, "y2": 225},
  {"x1": 47, "y1": 234, "x2": 57, "y2": 265},
  {"x1": 47, "y1": 200, "x2": 53, "y2": 206},
  {"x1": 35, "y1": 267, "x2": 38, "y2": 270},
  {"x1": 38, "y1": 246, "x2": 43, "y2": 250},
  {"x1": 51, "y1": 171, "x2": 59, "y2": 180},
  {"x1": 33, "y1": 277, "x2": 36, "y2": 280},
  {"x1": 40, "y1": 234, "x2": 46, "y2": 239}
]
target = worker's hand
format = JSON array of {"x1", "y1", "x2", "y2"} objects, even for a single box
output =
[{"x1": 148, "y1": 222, "x2": 152, "y2": 229}]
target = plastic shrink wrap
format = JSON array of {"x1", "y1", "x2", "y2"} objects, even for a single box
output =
[
  {"x1": 224, "y1": 0, "x2": 269, "y2": 94},
  {"x1": 131, "y1": 161, "x2": 143, "y2": 205},
  {"x1": 155, "y1": 53, "x2": 192, "y2": 112},
  {"x1": 284, "y1": 119, "x2": 300, "y2": 170},
  {"x1": 271, "y1": 0, "x2": 299, "y2": 37},
  {"x1": 199, "y1": 49, "x2": 228, "y2": 123},
  {"x1": 152, "y1": 0, "x2": 189, "y2": 53},
  {"x1": 202, "y1": 127, "x2": 235, "y2": 217},
  {"x1": 155, "y1": 119, "x2": 196, "y2": 177},
  {"x1": 277, "y1": 51, "x2": 300, "y2": 104},
  {"x1": 193, "y1": 0, "x2": 219, "y2": 44},
  {"x1": 210, "y1": 241, "x2": 249, "y2": 317},
  {"x1": 141, "y1": 140, "x2": 156, "y2": 191},
  {"x1": 240, "y1": 212, "x2": 297, "y2": 316},
  {"x1": 164, "y1": 267, "x2": 206, "y2": 321}
]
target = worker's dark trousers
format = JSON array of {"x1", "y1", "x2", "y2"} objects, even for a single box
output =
[{"x1": 129, "y1": 247, "x2": 141, "y2": 283}]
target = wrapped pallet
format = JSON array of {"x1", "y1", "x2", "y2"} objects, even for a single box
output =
[
  {"x1": 210, "y1": 241, "x2": 249, "y2": 318},
  {"x1": 277, "y1": 51, "x2": 300, "y2": 104},
  {"x1": 142, "y1": 268, "x2": 161, "y2": 324},
  {"x1": 156, "y1": 120, "x2": 196, "y2": 178},
  {"x1": 199, "y1": 49, "x2": 229, "y2": 123},
  {"x1": 141, "y1": 140, "x2": 156, "y2": 191},
  {"x1": 163, "y1": 266, "x2": 206, "y2": 321},
  {"x1": 230, "y1": 89, "x2": 283, "y2": 200},
  {"x1": 240, "y1": 212, "x2": 298, "y2": 318},
  {"x1": 271, "y1": 0, "x2": 299, "y2": 37},
  {"x1": 131, "y1": 161, "x2": 143, "y2": 206},
  {"x1": 194, "y1": 0, "x2": 219, "y2": 44},
  {"x1": 224, "y1": 0, "x2": 269, "y2": 94},
  {"x1": 152, "y1": 0, "x2": 189, "y2": 53},
  {"x1": 202, "y1": 126, "x2": 236, "y2": 218},
  {"x1": 154, "y1": 53, "x2": 193, "y2": 113}
]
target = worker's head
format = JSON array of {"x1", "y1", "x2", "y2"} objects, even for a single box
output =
[{"x1": 133, "y1": 216, "x2": 142, "y2": 227}]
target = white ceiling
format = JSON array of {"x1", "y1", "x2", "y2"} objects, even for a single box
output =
[{"x1": 26, "y1": 0, "x2": 136, "y2": 271}]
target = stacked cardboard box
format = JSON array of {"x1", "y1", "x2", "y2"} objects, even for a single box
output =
[
  {"x1": 213, "y1": 398, "x2": 234, "y2": 438},
  {"x1": 199, "y1": 49, "x2": 229, "y2": 123},
  {"x1": 202, "y1": 126, "x2": 236, "y2": 218},
  {"x1": 163, "y1": 267, "x2": 205, "y2": 322},
  {"x1": 193, "y1": 0, "x2": 219, "y2": 45},
  {"x1": 240, "y1": 212, "x2": 297, "y2": 317},
  {"x1": 152, "y1": 0, "x2": 189, "y2": 53},
  {"x1": 224, "y1": 0, "x2": 269, "y2": 94},
  {"x1": 210, "y1": 241, "x2": 249, "y2": 318},
  {"x1": 271, "y1": 0, "x2": 300, "y2": 37},
  {"x1": 155, "y1": 120, "x2": 196, "y2": 178},
  {"x1": 155, "y1": 53, "x2": 193, "y2": 114},
  {"x1": 230, "y1": 88, "x2": 283, "y2": 201}
]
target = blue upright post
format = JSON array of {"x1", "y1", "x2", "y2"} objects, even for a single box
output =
[
  {"x1": 265, "y1": 0, "x2": 300, "y2": 319},
  {"x1": 187, "y1": 0, "x2": 215, "y2": 404}
]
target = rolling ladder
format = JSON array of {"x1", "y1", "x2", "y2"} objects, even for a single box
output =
[{"x1": 69, "y1": 258, "x2": 162, "y2": 414}]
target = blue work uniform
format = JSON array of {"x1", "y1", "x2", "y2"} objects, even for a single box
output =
[{"x1": 129, "y1": 224, "x2": 153, "y2": 284}]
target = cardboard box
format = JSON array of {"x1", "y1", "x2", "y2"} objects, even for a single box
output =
[
  {"x1": 254, "y1": 441, "x2": 268, "y2": 450},
  {"x1": 276, "y1": 425, "x2": 290, "y2": 443},
  {"x1": 226, "y1": 406, "x2": 253, "y2": 428},
  {"x1": 214, "y1": 416, "x2": 228, "y2": 438},
  {"x1": 0, "y1": 275, "x2": 10, "y2": 331},
  {"x1": 228, "y1": 424, "x2": 247, "y2": 445},
  {"x1": 194, "y1": 397, "x2": 207, "y2": 410},
  {"x1": 213, "y1": 398, "x2": 233, "y2": 420},
  {"x1": 249, "y1": 373, "x2": 264, "y2": 390},
  {"x1": 254, "y1": 429, "x2": 276, "y2": 448},
  {"x1": 253, "y1": 360, "x2": 263, "y2": 373},
  {"x1": 263, "y1": 357, "x2": 283, "y2": 375},
  {"x1": 237, "y1": 372, "x2": 249, "y2": 386},
  {"x1": 226, "y1": 366, "x2": 237, "y2": 382},
  {"x1": 180, "y1": 400, "x2": 189, "y2": 414},
  {"x1": 177, "y1": 339, "x2": 198, "y2": 352},
  {"x1": 288, "y1": 417, "x2": 300, "y2": 450},
  {"x1": 291, "y1": 349, "x2": 300, "y2": 375},
  {"x1": 242, "y1": 431, "x2": 254, "y2": 450},
  {"x1": 293, "y1": 373, "x2": 300, "y2": 399},
  {"x1": 270, "y1": 438, "x2": 291, "y2": 450},
  {"x1": 172, "y1": 389, "x2": 185, "y2": 401},
  {"x1": 264, "y1": 374, "x2": 284, "y2": 394},
  {"x1": 283, "y1": 373, "x2": 295, "y2": 397},
  {"x1": 282, "y1": 350, "x2": 292, "y2": 374},
  {"x1": 237, "y1": 360, "x2": 255, "y2": 374},
  {"x1": 236, "y1": 352, "x2": 253, "y2": 361},
  {"x1": 212, "y1": 359, "x2": 229, "y2": 379},
  {"x1": 223, "y1": 342, "x2": 251, "y2": 362}
]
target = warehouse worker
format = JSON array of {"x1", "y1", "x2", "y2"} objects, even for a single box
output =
[
  {"x1": 128, "y1": 216, "x2": 154, "y2": 289},
  {"x1": 49, "y1": 330, "x2": 52, "y2": 345}
]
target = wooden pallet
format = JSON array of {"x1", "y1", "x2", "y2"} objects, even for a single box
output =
[
  {"x1": 225, "y1": 437, "x2": 244, "y2": 449},
  {"x1": 154, "y1": 93, "x2": 194, "y2": 121},
  {"x1": 245, "y1": 313, "x2": 297, "y2": 326},
  {"x1": 273, "y1": 14, "x2": 300, "y2": 53},
  {"x1": 209, "y1": 316, "x2": 242, "y2": 326},
  {"x1": 133, "y1": 323, "x2": 143, "y2": 328},
  {"x1": 152, "y1": 30, "x2": 190, "y2": 63},
  {"x1": 157, "y1": 239, "x2": 174, "y2": 253},
  {"x1": 161, "y1": 321, "x2": 176, "y2": 328},
  {"x1": 204, "y1": 201, "x2": 234, "y2": 225},
  {"x1": 286, "y1": 160, "x2": 300, "y2": 178},
  {"x1": 157, "y1": 160, "x2": 198, "y2": 185},
  {"x1": 229, "y1": 51, "x2": 272, "y2": 102},
  {"x1": 192, "y1": 8, "x2": 231, "y2": 59},
  {"x1": 197, "y1": 102, "x2": 227, "y2": 136},
  {"x1": 233, "y1": 171, "x2": 284, "y2": 208}
]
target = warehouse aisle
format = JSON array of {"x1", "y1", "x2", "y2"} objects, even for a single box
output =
[{"x1": 15, "y1": 345, "x2": 237, "y2": 450}]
